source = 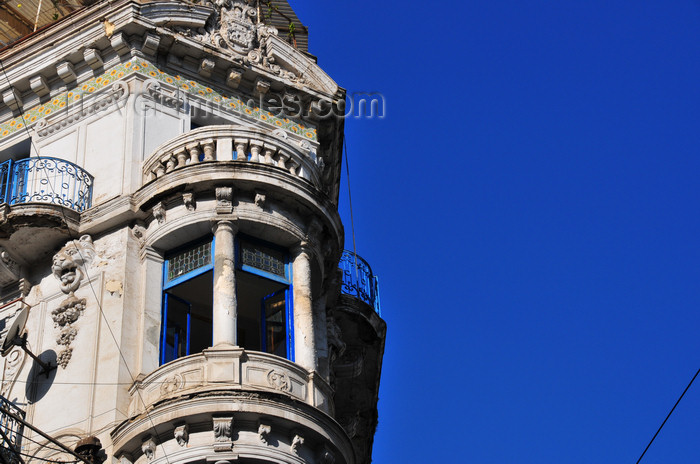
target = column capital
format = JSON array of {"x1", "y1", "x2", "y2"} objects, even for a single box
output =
[
  {"x1": 291, "y1": 241, "x2": 312, "y2": 259},
  {"x1": 211, "y1": 220, "x2": 238, "y2": 235}
]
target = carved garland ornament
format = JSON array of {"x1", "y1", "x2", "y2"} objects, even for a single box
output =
[{"x1": 50, "y1": 235, "x2": 98, "y2": 368}]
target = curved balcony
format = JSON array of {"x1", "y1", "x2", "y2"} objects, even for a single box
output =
[
  {"x1": 143, "y1": 125, "x2": 323, "y2": 188},
  {"x1": 0, "y1": 157, "x2": 93, "y2": 212},
  {"x1": 339, "y1": 250, "x2": 381, "y2": 315},
  {"x1": 126, "y1": 346, "x2": 332, "y2": 418}
]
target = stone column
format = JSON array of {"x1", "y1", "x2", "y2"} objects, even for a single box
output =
[
  {"x1": 212, "y1": 221, "x2": 238, "y2": 346},
  {"x1": 292, "y1": 242, "x2": 316, "y2": 371},
  {"x1": 140, "y1": 246, "x2": 164, "y2": 374}
]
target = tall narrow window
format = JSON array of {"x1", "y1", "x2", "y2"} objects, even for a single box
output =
[
  {"x1": 236, "y1": 237, "x2": 294, "y2": 361},
  {"x1": 160, "y1": 239, "x2": 214, "y2": 365}
]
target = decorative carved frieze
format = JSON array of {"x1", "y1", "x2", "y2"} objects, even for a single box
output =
[
  {"x1": 36, "y1": 82, "x2": 129, "y2": 138},
  {"x1": 212, "y1": 416, "x2": 234, "y2": 451}
]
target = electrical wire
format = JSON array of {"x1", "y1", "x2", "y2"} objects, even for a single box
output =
[
  {"x1": 635, "y1": 367, "x2": 700, "y2": 464},
  {"x1": 0, "y1": 54, "x2": 172, "y2": 464}
]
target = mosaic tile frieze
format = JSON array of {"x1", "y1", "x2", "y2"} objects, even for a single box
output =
[{"x1": 0, "y1": 58, "x2": 317, "y2": 143}]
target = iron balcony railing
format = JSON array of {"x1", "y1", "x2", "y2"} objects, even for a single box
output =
[
  {"x1": 0, "y1": 157, "x2": 93, "y2": 212},
  {"x1": 0, "y1": 395, "x2": 24, "y2": 464},
  {"x1": 339, "y1": 250, "x2": 381, "y2": 315}
]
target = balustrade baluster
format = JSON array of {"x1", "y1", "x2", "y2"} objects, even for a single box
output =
[
  {"x1": 202, "y1": 139, "x2": 215, "y2": 161},
  {"x1": 235, "y1": 139, "x2": 248, "y2": 161},
  {"x1": 174, "y1": 148, "x2": 188, "y2": 168},
  {"x1": 249, "y1": 141, "x2": 263, "y2": 163},
  {"x1": 186, "y1": 143, "x2": 201, "y2": 164},
  {"x1": 277, "y1": 151, "x2": 289, "y2": 170},
  {"x1": 262, "y1": 145, "x2": 276, "y2": 165}
]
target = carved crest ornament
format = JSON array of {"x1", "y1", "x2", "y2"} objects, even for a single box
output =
[
  {"x1": 176, "y1": 0, "x2": 308, "y2": 85},
  {"x1": 50, "y1": 235, "x2": 99, "y2": 368}
]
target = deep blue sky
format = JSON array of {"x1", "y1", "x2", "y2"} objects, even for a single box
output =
[{"x1": 293, "y1": 2, "x2": 700, "y2": 463}]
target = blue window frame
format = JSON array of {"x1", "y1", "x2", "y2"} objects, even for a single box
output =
[
  {"x1": 159, "y1": 235, "x2": 295, "y2": 365},
  {"x1": 160, "y1": 238, "x2": 215, "y2": 365}
]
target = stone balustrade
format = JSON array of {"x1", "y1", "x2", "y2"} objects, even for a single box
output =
[
  {"x1": 127, "y1": 346, "x2": 333, "y2": 418},
  {"x1": 143, "y1": 125, "x2": 322, "y2": 187}
]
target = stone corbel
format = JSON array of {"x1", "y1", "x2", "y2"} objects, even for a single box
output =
[
  {"x1": 258, "y1": 423, "x2": 271, "y2": 445},
  {"x1": 56, "y1": 61, "x2": 77, "y2": 84},
  {"x1": 318, "y1": 446, "x2": 336, "y2": 464},
  {"x1": 212, "y1": 416, "x2": 233, "y2": 451},
  {"x1": 167, "y1": 53, "x2": 183, "y2": 67},
  {"x1": 29, "y1": 75, "x2": 50, "y2": 98},
  {"x1": 141, "y1": 436, "x2": 156, "y2": 461},
  {"x1": 0, "y1": 247, "x2": 20, "y2": 287},
  {"x1": 215, "y1": 187, "x2": 233, "y2": 214},
  {"x1": 290, "y1": 433, "x2": 304, "y2": 455},
  {"x1": 0, "y1": 204, "x2": 9, "y2": 222},
  {"x1": 117, "y1": 453, "x2": 133, "y2": 464},
  {"x1": 182, "y1": 192, "x2": 196, "y2": 211},
  {"x1": 153, "y1": 202, "x2": 166, "y2": 224},
  {"x1": 226, "y1": 69, "x2": 242, "y2": 89},
  {"x1": 110, "y1": 32, "x2": 131, "y2": 56},
  {"x1": 254, "y1": 191, "x2": 266, "y2": 209},
  {"x1": 130, "y1": 220, "x2": 147, "y2": 248},
  {"x1": 174, "y1": 423, "x2": 189, "y2": 447},
  {"x1": 199, "y1": 58, "x2": 216, "y2": 78},
  {"x1": 83, "y1": 49, "x2": 104, "y2": 70},
  {"x1": 2, "y1": 88, "x2": 22, "y2": 112},
  {"x1": 141, "y1": 33, "x2": 161, "y2": 57},
  {"x1": 254, "y1": 78, "x2": 270, "y2": 97}
]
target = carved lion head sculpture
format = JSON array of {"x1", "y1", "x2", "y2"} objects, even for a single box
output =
[{"x1": 51, "y1": 235, "x2": 96, "y2": 295}]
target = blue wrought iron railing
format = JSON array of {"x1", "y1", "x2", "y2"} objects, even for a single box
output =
[
  {"x1": 0, "y1": 157, "x2": 93, "y2": 212},
  {"x1": 339, "y1": 250, "x2": 381, "y2": 315},
  {"x1": 0, "y1": 395, "x2": 24, "y2": 464}
]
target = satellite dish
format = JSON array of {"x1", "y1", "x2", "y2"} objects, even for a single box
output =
[
  {"x1": 1, "y1": 303, "x2": 54, "y2": 377},
  {"x1": 1, "y1": 304, "x2": 29, "y2": 356}
]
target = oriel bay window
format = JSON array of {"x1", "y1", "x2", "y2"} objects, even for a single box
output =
[{"x1": 160, "y1": 235, "x2": 294, "y2": 365}]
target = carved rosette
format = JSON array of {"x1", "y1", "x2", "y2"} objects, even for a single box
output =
[
  {"x1": 160, "y1": 373, "x2": 185, "y2": 396},
  {"x1": 266, "y1": 369, "x2": 291, "y2": 392}
]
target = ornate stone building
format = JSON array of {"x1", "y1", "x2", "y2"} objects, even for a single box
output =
[{"x1": 0, "y1": 2, "x2": 385, "y2": 464}]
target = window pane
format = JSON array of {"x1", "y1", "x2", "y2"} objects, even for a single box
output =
[
  {"x1": 240, "y1": 240, "x2": 285, "y2": 277},
  {"x1": 264, "y1": 292, "x2": 287, "y2": 358},
  {"x1": 167, "y1": 241, "x2": 211, "y2": 281}
]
